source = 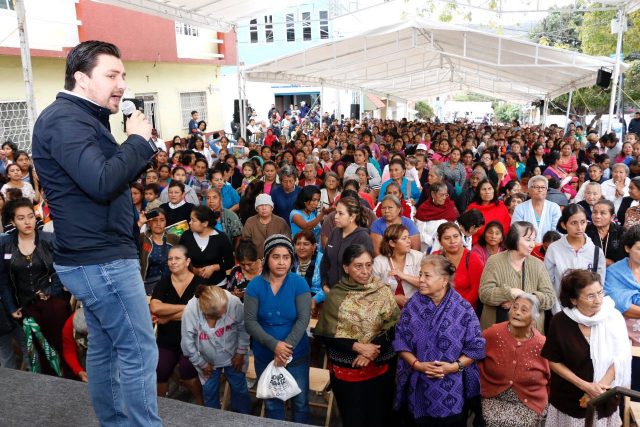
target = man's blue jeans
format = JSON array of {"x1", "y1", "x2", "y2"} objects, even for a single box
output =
[
  {"x1": 55, "y1": 259, "x2": 161, "y2": 426},
  {"x1": 254, "y1": 356, "x2": 309, "y2": 423},
  {"x1": 202, "y1": 366, "x2": 251, "y2": 413}
]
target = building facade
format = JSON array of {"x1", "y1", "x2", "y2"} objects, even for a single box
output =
[{"x1": 0, "y1": 0, "x2": 236, "y2": 149}]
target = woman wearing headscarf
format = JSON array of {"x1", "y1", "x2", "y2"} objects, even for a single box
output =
[
  {"x1": 393, "y1": 254, "x2": 486, "y2": 427},
  {"x1": 542, "y1": 269, "x2": 631, "y2": 427},
  {"x1": 314, "y1": 244, "x2": 400, "y2": 427}
]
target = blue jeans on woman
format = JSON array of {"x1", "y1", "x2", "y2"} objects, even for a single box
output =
[
  {"x1": 202, "y1": 366, "x2": 251, "y2": 413},
  {"x1": 54, "y1": 259, "x2": 162, "y2": 427},
  {"x1": 254, "y1": 356, "x2": 310, "y2": 423}
]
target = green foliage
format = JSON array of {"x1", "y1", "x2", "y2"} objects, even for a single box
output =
[
  {"x1": 529, "y1": 6, "x2": 583, "y2": 50},
  {"x1": 414, "y1": 101, "x2": 434, "y2": 120},
  {"x1": 453, "y1": 93, "x2": 495, "y2": 102},
  {"x1": 578, "y1": 9, "x2": 640, "y2": 57},
  {"x1": 494, "y1": 102, "x2": 522, "y2": 123}
]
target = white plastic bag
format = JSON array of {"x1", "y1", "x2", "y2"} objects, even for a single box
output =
[{"x1": 256, "y1": 360, "x2": 302, "y2": 401}]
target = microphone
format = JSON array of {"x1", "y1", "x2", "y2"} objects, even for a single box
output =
[{"x1": 121, "y1": 100, "x2": 138, "y2": 118}]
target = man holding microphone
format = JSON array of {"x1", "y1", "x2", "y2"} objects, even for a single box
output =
[{"x1": 32, "y1": 41, "x2": 162, "y2": 426}]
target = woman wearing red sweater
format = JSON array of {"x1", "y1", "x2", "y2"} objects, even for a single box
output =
[
  {"x1": 466, "y1": 179, "x2": 511, "y2": 246},
  {"x1": 479, "y1": 293, "x2": 550, "y2": 427},
  {"x1": 432, "y1": 222, "x2": 483, "y2": 309}
]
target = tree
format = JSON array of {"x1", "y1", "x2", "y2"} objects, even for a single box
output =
[
  {"x1": 529, "y1": 6, "x2": 583, "y2": 50},
  {"x1": 414, "y1": 101, "x2": 434, "y2": 120},
  {"x1": 494, "y1": 102, "x2": 522, "y2": 123}
]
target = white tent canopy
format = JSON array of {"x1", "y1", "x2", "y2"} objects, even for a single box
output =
[
  {"x1": 244, "y1": 19, "x2": 626, "y2": 103},
  {"x1": 99, "y1": 0, "x2": 305, "y2": 31}
]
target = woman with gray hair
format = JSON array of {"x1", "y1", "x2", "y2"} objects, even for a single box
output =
[
  {"x1": 457, "y1": 168, "x2": 487, "y2": 213},
  {"x1": 479, "y1": 293, "x2": 550, "y2": 427},
  {"x1": 601, "y1": 162, "x2": 630, "y2": 213},
  {"x1": 511, "y1": 175, "x2": 562, "y2": 244}
]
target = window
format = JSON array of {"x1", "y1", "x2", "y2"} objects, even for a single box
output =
[
  {"x1": 302, "y1": 12, "x2": 311, "y2": 41},
  {"x1": 0, "y1": 101, "x2": 29, "y2": 151},
  {"x1": 286, "y1": 14, "x2": 295, "y2": 42},
  {"x1": 179, "y1": 92, "x2": 207, "y2": 128},
  {"x1": 319, "y1": 11, "x2": 329, "y2": 39},
  {"x1": 0, "y1": 0, "x2": 14, "y2": 10},
  {"x1": 264, "y1": 15, "x2": 273, "y2": 43},
  {"x1": 175, "y1": 22, "x2": 199, "y2": 37},
  {"x1": 249, "y1": 19, "x2": 258, "y2": 43}
]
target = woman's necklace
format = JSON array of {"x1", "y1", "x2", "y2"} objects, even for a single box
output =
[
  {"x1": 598, "y1": 228, "x2": 610, "y2": 256},
  {"x1": 507, "y1": 324, "x2": 533, "y2": 340}
]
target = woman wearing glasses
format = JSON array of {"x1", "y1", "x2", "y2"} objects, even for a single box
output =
[
  {"x1": 511, "y1": 176, "x2": 562, "y2": 244},
  {"x1": 542, "y1": 269, "x2": 630, "y2": 427}
]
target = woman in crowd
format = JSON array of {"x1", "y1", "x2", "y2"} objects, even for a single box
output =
[
  {"x1": 545, "y1": 204, "x2": 606, "y2": 313},
  {"x1": 131, "y1": 182, "x2": 144, "y2": 214},
  {"x1": 378, "y1": 158, "x2": 421, "y2": 204},
  {"x1": 465, "y1": 179, "x2": 511, "y2": 246},
  {"x1": 314, "y1": 244, "x2": 400, "y2": 427},
  {"x1": 456, "y1": 169, "x2": 486, "y2": 213},
  {"x1": 139, "y1": 209, "x2": 180, "y2": 295},
  {"x1": 372, "y1": 224, "x2": 422, "y2": 308},
  {"x1": 181, "y1": 284, "x2": 251, "y2": 413},
  {"x1": 0, "y1": 199, "x2": 69, "y2": 375},
  {"x1": 237, "y1": 180, "x2": 264, "y2": 224},
  {"x1": 14, "y1": 151, "x2": 40, "y2": 198},
  {"x1": 577, "y1": 181, "x2": 602, "y2": 221},
  {"x1": 471, "y1": 221, "x2": 505, "y2": 266},
  {"x1": 1, "y1": 164, "x2": 36, "y2": 202},
  {"x1": 244, "y1": 235, "x2": 311, "y2": 423},
  {"x1": 415, "y1": 182, "x2": 459, "y2": 223},
  {"x1": 2, "y1": 141, "x2": 17, "y2": 166},
  {"x1": 443, "y1": 147, "x2": 467, "y2": 192},
  {"x1": 160, "y1": 181, "x2": 195, "y2": 227},
  {"x1": 370, "y1": 195, "x2": 420, "y2": 256},
  {"x1": 557, "y1": 142, "x2": 578, "y2": 175},
  {"x1": 585, "y1": 199, "x2": 626, "y2": 266},
  {"x1": 150, "y1": 245, "x2": 203, "y2": 403},
  {"x1": 320, "y1": 171, "x2": 340, "y2": 208},
  {"x1": 394, "y1": 254, "x2": 486, "y2": 426},
  {"x1": 601, "y1": 162, "x2": 630, "y2": 213},
  {"x1": 321, "y1": 196, "x2": 373, "y2": 291},
  {"x1": 526, "y1": 142, "x2": 546, "y2": 174},
  {"x1": 542, "y1": 152, "x2": 568, "y2": 183},
  {"x1": 504, "y1": 152, "x2": 525, "y2": 183},
  {"x1": 375, "y1": 181, "x2": 412, "y2": 219},
  {"x1": 241, "y1": 193, "x2": 291, "y2": 259},
  {"x1": 542, "y1": 269, "x2": 631, "y2": 427},
  {"x1": 290, "y1": 185, "x2": 327, "y2": 243},
  {"x1": 604, "y1": 225, "x2": 640, "y2": 390},
  {"x1": 616, "y1": 176, "x2": 640, "y2": 229},
  {"x1": 479, "y1": 221, "x2": 556, "y2": 332},
  {"x1": 479, "y1": 293, "x2": 550, "y2": 427},
  {"x1": 261, "y1": 161, "x2": 278, "y2": 195},
  {"x1": 345, "y1": 148, "x2": 381, "y2": 187},
  {"x1": 211, "y1": 167, "x2": 240, "y2": 212},
  {"x1": 179, "y1": 206, "x2": 234, "y2": 287},
  {"x1": 158, "y1": 164, "x2": 172, "y2": 191},
  {"x1": 292, "y1": 230, "x2": 325, "y2": 314},
  {"x1": 227, "y1": 239, "x2": 261, "y2": 301},
  {"x1": 204, "y1": 188, "x2": 242, "y2": 246},
  {"x1": 511, "y1": 176, "x2": 562, "y2": 244},
  {"x1": 191, "y1": 136, "x2": 213, "y2": 167},
  {"x1": 432, "y1": 222, "x2": 484, "y2": 310}
]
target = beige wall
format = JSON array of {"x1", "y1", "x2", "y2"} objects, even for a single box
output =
[{"x1": 0, "y1": 56, "x2": 222, "y2": 144}]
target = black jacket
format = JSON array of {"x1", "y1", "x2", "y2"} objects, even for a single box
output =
[
  {"x1": 32, "y1": 92, "x2": 157, "y2": 265},
  {"x1": 0, "y1": 231, "x2": 62, "y2": 314}
]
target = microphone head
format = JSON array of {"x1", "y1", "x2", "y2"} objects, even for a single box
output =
[{"x1": 121, "y1": 100, "x2": 137, "y2": 116}]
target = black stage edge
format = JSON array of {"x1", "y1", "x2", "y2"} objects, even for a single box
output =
[{"x1": 0, "y1": 367, "x2": 302, "y2": 426}]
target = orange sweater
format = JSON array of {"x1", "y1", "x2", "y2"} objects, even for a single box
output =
[{"x1": 479, "y1": 322, "x2": 550, "y2": 415}]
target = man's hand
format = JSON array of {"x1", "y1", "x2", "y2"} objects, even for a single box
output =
[{"x1": 126, "y1": 110, "x2": 152, "y2": 141}]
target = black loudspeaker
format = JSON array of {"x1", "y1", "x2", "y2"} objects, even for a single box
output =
[
  {"x1": 350, "y1": 103, "x2": 360, "y2": 119},
  {"x1": 122, "y1": 98, "x2": 144, "y2": 132},
  {"x1": 233, "y1": 99, "x2": 240, "y2": 123},
  {"x1": 539, "y1": 100, "x2": 544, "y2": 115},
  {"x1": 597, "y1": 69, "x2": 612, "y2": 88}
]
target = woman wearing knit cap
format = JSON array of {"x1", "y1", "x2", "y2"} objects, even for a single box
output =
[
  {"x1": 241, "y1": 194, "x2": 290, "y2": 259},
  {"x1": 244, "y1": 234, "x2": 311, "y2": 423}
]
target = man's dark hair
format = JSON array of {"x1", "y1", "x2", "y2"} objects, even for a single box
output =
[
  {"x1": 191, "y1": 110, "x2": 198, "y2": 116},
  {"x1": 64, "y1": 41, "x2": 121, "y2": 91}
]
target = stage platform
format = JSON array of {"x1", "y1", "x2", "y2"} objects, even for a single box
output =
[{"x1": 0, "y1": 368, "x2": 301, "y2": 426}]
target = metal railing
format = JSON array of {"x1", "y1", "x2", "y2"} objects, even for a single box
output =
[{"x1": 585, "y1": 386, "x2": 640, "y2": 427}]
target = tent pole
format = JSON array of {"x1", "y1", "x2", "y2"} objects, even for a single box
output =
[
  {"x1": 235, "y1": 26, "x2": 246, "y2": 141},
  {"x1": 607, "y1": 7, "x2": 625, "y2": 132},
  {"x1": 565, "y1": 89, "x2": 573, "y2": 124},
  {"x1": 359, "y1": 89, "x2": 364, "y2": 120},
  {"x1": 15, "y1": 0, "x2": 37, "y2": 148},
  {"x1": 542, "y1": 96, "x2": 549, "y2": 127}
]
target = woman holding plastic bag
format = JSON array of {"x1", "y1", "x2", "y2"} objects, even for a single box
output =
[
  {"x1": 314, "y1": 244, "x2": 400, "y2": 427},
  {"x1": 244, "y1": 234, "x2": 311, "y2": 423}
]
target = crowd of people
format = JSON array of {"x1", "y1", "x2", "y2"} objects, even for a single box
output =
[{"x1": 2, "y1": 109, "x2": 640, "y2": 427}]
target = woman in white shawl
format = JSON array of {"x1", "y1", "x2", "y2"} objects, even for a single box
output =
[{"x1": 541, "y1": 268, "x2": 631, "y2": 427}]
